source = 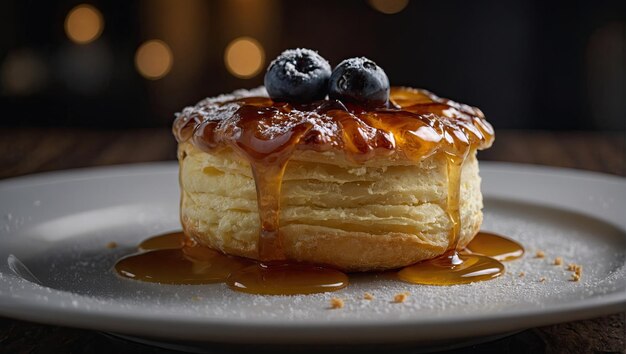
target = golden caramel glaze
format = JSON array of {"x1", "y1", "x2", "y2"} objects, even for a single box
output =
[{"x1": 172, "y1": 87, "x2": 494, "y2": 164}]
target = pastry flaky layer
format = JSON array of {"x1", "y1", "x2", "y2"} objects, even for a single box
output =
[{"x1": 179, "y1": 142, "x2": 483, "y2": 271}]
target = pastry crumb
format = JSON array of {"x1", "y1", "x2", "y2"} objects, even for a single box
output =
[
  {"x1": 539, "y1": 277, "x2": 546, "y2": 283},
  {"x1": 393, "y1": 292, "x2": 410, "y2": 303},
  {"x1": 363, "y1": 292, "x2": 374, "y2": 300},
  {"x1": 567, "y1": 263, "x2": 583, "y2": 275},
  {"x1": 518, "y1": 271, "x2": 525, "y2": 277},
  {"x1": 106, "y1": 242, "x2": 118, "y2": 249},
  {"x1": 574, "y1": 265, "x2": 582, "y2": 275},
  {"x1": 567, "y1": 263, "x2": 576, "y2": 271},
  {"x1": 329, "y1": 297, "x2": 344, "y2": 309},
  {"x1": 553, "y1": 257, "x2": 563, "y2": 266},
  {"x1": 570, "y1": 273, "x2": 581, "y2": 282},
  {"x1": 535, "y1": 250, "x2": 545, "y2": 258}
]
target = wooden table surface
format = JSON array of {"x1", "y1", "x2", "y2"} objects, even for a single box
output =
[{"x1": 0, "y1": 128, "x2": 624, "y2": 353}]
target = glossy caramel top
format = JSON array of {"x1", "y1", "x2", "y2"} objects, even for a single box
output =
[{"x1": 173, "y1": 86, "x2": 494, "y2": 163}]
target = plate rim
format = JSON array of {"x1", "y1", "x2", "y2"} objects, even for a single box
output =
[{"x1": 0, "y1": 285, "x2": 623, "y2": 343}]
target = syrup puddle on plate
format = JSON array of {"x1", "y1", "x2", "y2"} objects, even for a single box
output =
[{"x1": 114, "y1": 231, "x2": 524, "y2": 294}]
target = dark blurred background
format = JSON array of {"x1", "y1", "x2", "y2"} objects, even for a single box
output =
[{"x1": 0, "y1": 0, "x2": 624, "y2": 131}]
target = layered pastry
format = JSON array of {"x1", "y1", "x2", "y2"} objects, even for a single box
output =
[{"x1": 172, "y1": 49, "x2": 493, "y2": 272}]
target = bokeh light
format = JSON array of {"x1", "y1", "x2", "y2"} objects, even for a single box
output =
[
  {"x1": 64, "y1": 4, "x2": 104, "y2": 44},
  {"x1": 135, "y1": 40, "x2": 173, "y2": 80},
  {"x1": 224, "y1": 37, "x2": 265, "y2": 79},
  {"x1": 1, "y1": 50, "x2": 47, "y2": 95},
  {"x1": 368, "y1": 0, "x2": 409, "y2": 14}
]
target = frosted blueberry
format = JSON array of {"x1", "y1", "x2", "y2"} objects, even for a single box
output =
[
  {"x1": 264, "y1": 48, "x2": 331, "y2": 102},
  {"x1": 329, "y1": 57, "x2": 389, "y2": 107}
]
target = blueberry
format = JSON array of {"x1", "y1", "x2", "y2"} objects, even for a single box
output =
[
  {"x1": 264, "y1": 49, "x2": 331, "y2": 102},
  {"x1": 328, "y1": 57, "x2": 389, "y2": 107}
]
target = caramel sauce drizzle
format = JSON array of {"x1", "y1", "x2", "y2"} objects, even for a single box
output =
[
  {"x1": 115, "y1": 232, "x2": 349, "y2": 294},
  {"x1": 114, "y1": 86, "x2": 517, "y2": 293},
  {"x1": 227, "y1": 262, "x2": 348, "y2": 295},
  {"x1": 444, "y1": 152, "x2": 466, "y2": 250},
  {"x1": 397, "y1": 151, "x2": 506, "y2": 286},
  {"x1": 115, "y1": 231, "x2": 521, "y2": 289},
  {"x1": 115, "y1": 232, "x2": 253, "y2": 285},
  {"x1": 464, "y1": 231, "x2": 525, "y2": 261},
  {"x1": 228, "y1": 105, "x2": 313, "y2": 260}
]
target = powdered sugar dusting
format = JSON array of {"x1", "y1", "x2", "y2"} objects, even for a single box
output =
[
  {"x1": 268, "y1": 48, "x2": 331, "y2": 81},
  {"x1": 336, "y1": 56, "x2": 379, "y2": 70},
  {"x1": 204, "y1": 86, "x2": 269, "y2": 105},
  {"x1": 175, "y1": 87, "x2": 268, "y2": 123}
]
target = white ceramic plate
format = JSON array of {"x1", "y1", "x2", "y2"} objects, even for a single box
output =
[{"x1": 0, "y1": 162, "x2": 624, "y2": 344}]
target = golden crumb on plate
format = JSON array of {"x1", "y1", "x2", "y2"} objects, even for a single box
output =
[
  {"x1": 535, "y1": 250, "x2": 545, "y2": 258},
  {"x1": 539, "y1": 277, "x2": 546, "y2": 283},
  {"x1": 570, "y1": 273, "x2": 581, "y2": 282},
  {"x1": 363, "y1": 292, "x2": 374, "y2": 300},
  {"x1": 567, "y1": 263, "x2": 582, "y2": 274},
  {"x1": 393, "y1": 292, "x2": 410, "y2": 303},
  {"x1": 106, "y1": 241, "x2": 118, "y2": 249},
  {"x1": 553, "y1": 257, "x2": 563, "y2": 266},
  {"x1": 329, "y1": 297, "x2": 344, "y2": 309},
  {"x1": 574, "y1": 265, "x2": 582, "y2": 275},
  {"x1": 567, "y1": 263, "x2": 575, "y2": 271},
  {"x1": 518, "y1": 271, "x2": 525, "y2": 277}
]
